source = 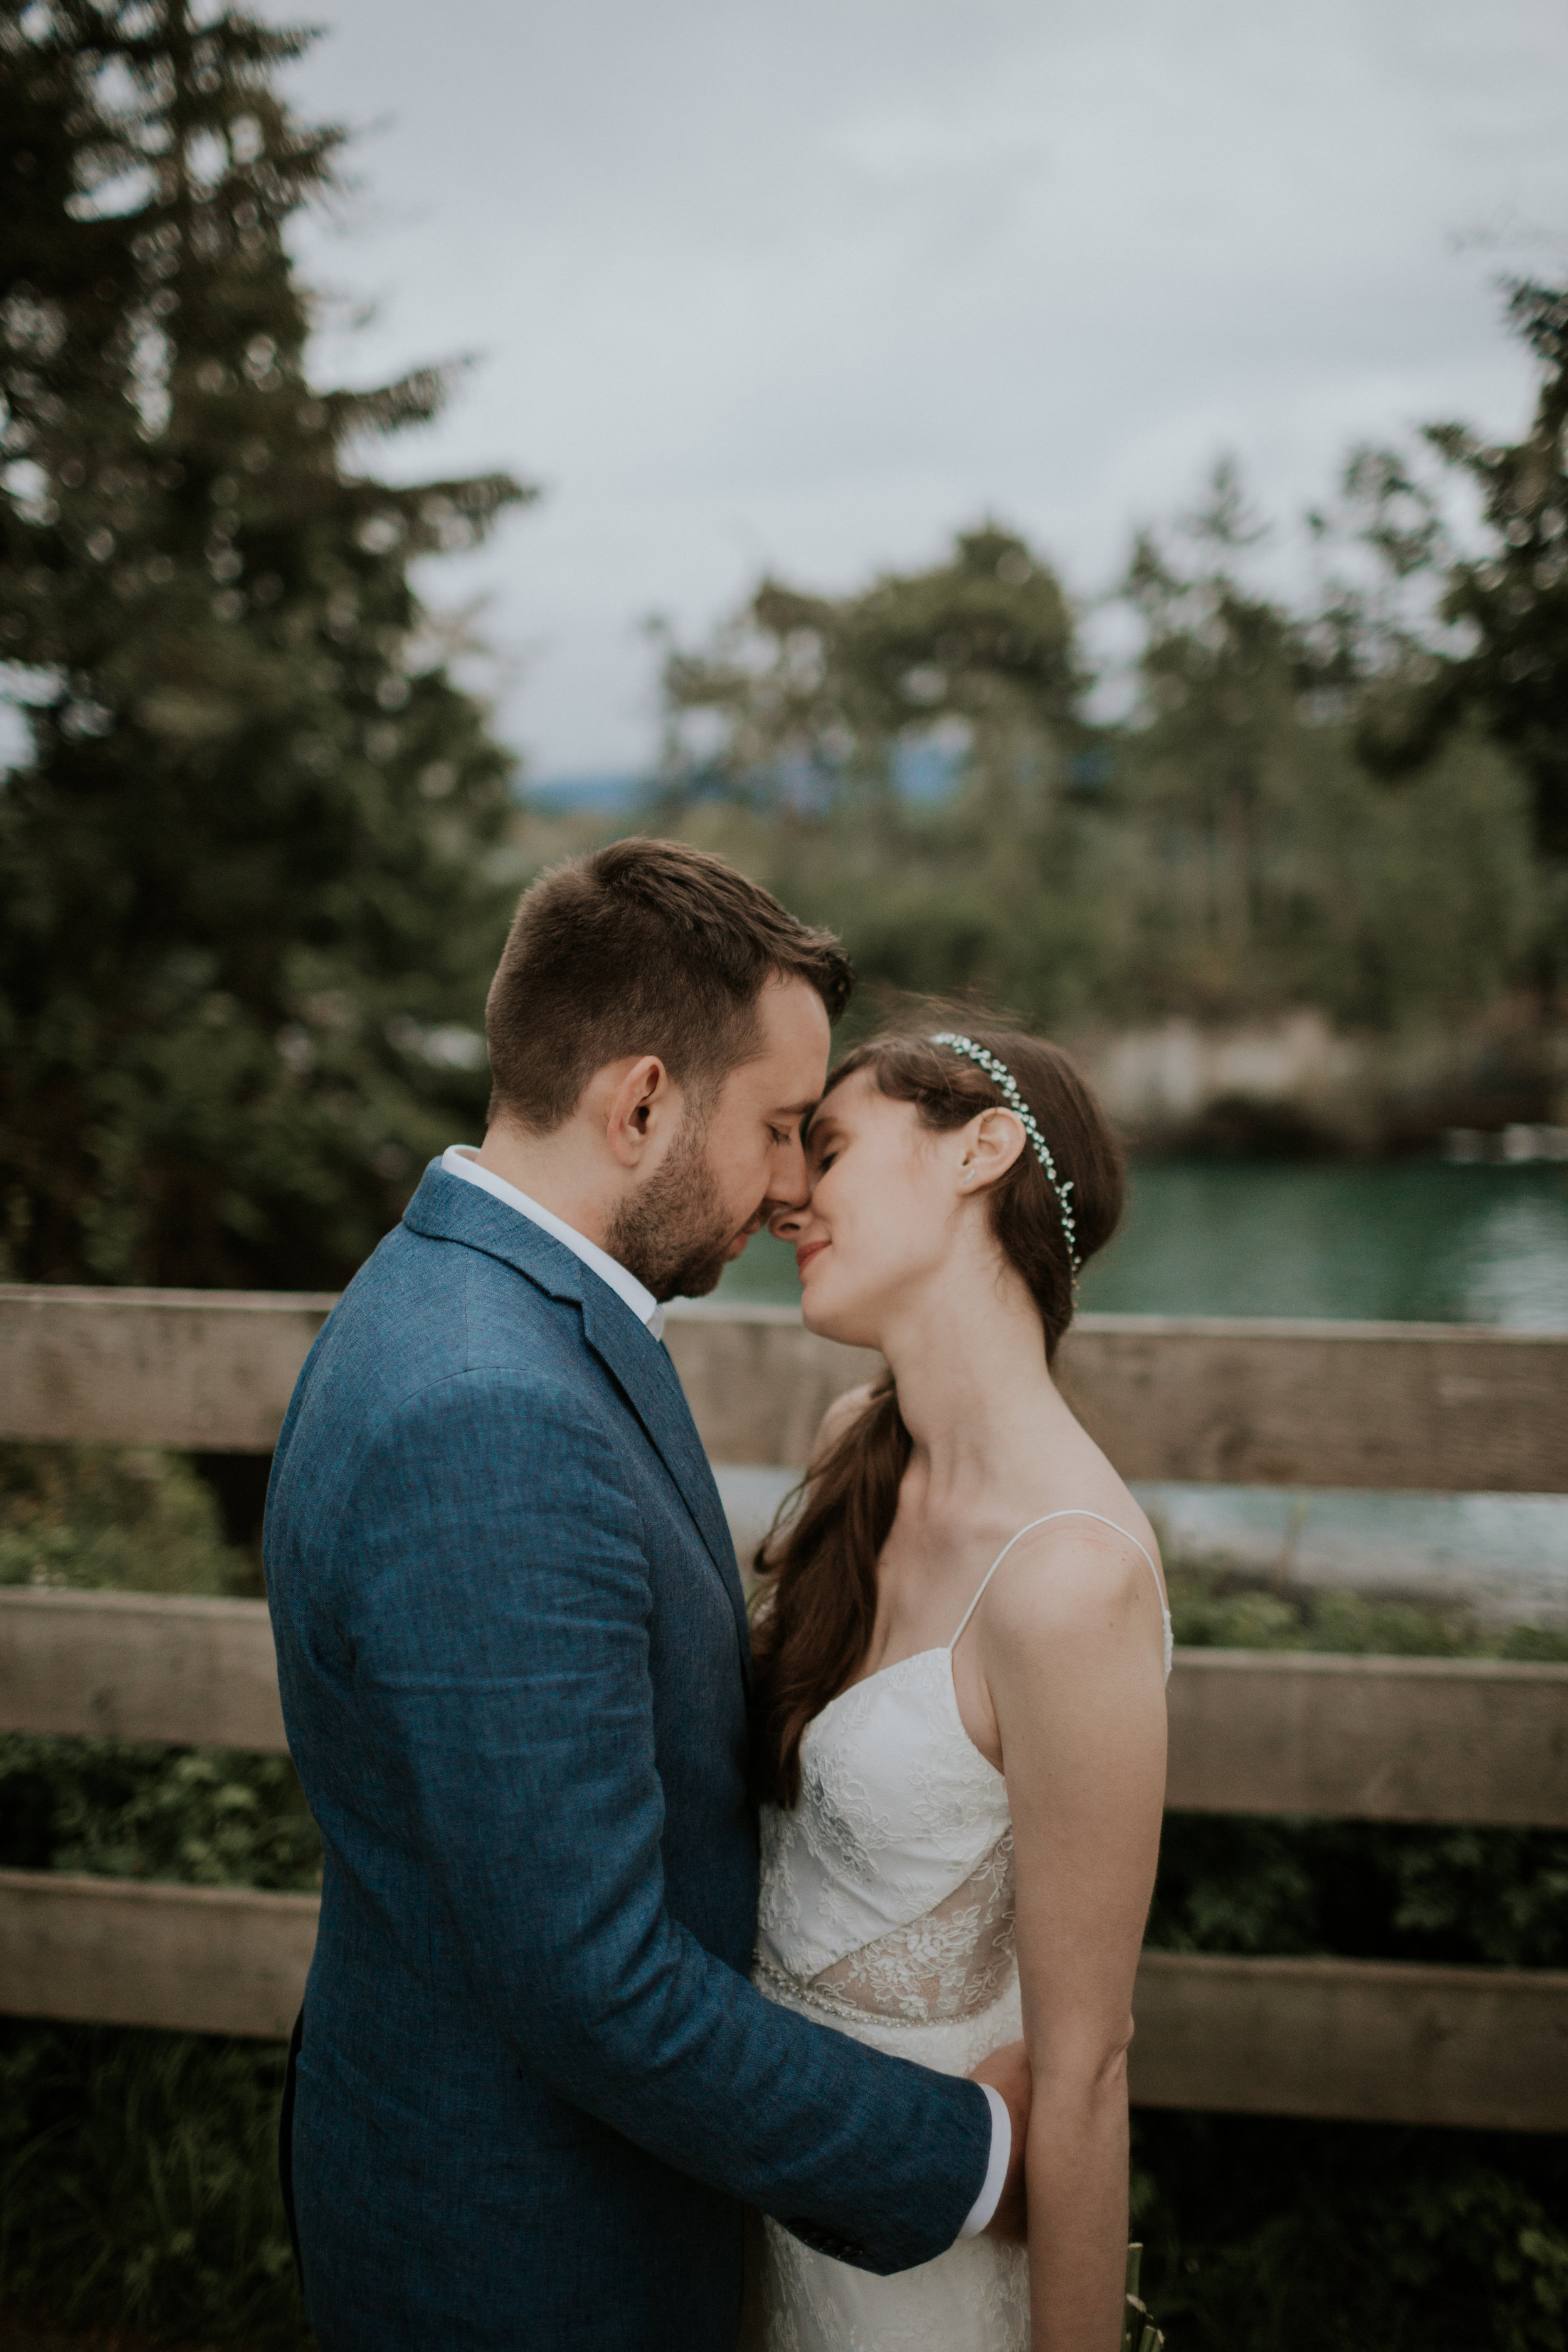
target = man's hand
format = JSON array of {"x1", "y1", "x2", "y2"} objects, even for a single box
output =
[{"x1": 970, "y1": 2037, "x2": 1030, "y2": 2243}]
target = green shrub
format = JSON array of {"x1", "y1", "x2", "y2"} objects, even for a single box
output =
[
  {"x1": 0, "y1": 1736, "x2": 320, "y2": 1893},
  {"x1": 0, "y1": 1727, "x2": 317, "y2": 2346},
  {"x1": 1134, "y1": 1562, "x2": 1568, "y2": 2348},
  {"x1": 0, "y1": 2019, "x2": 306, "y2": 2349},
  {"x1": 0, "y1": 1441, "x2": 253, "y2": 1599},
  {"x1": 1165, "y1": 1557, "x2": 1568, "y2": 1663},
  {"x1": 0, "y1": 1441, "x2": 315, "y2": 2343},
  {"x1": 1131, "y1": 2111, "x2": 1568, "y2": 2352}
]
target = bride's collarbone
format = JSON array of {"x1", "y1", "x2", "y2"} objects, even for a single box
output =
[
  {"x1": 862, "y1": 1534, "x2": 975, "y2": 1661},
  {"x1": 869, "y1": 1489, "x2": 1158, "y2": 1665}
]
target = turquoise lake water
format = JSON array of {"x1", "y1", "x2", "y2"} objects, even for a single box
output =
[
  {"x1": 707, "y1": 1162, "x2": 1568, "y2": 1618},
  {"x1": 716, "y1": 1160, "x2": 1568, "y2": 1326}
]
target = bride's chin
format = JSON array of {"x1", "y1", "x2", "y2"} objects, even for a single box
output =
[
  {"x1": 797, "y1": 1285, "x2": 836, "y2": 1339},
  {"x1": 798, "y1": 1283, "x2": 860, "y2": 1347}
]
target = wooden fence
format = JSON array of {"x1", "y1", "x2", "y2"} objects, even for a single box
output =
[{"x1": 1, "y1": 1284, "x2": 1565, "y2": 2134}]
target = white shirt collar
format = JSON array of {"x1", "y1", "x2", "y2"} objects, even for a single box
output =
[{"x1": 439, "y1": 1145, "x2": 665, "y2": 1340}]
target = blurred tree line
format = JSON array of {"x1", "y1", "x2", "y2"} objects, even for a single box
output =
[{"x1": 656, "y1": 284, "x2": 1568, "y2": 1045}]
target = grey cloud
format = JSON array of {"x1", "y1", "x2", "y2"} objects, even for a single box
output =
[{"x1": 277, "y1": 0, "x2": 1568, "y2": 773}]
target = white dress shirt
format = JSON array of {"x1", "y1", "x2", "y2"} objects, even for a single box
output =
[
  {"x1": 440, "y1": 1145, "x2": 664, "y2": 1338},
  {"x1": 438, "y1": 1142, "x2": 1009, "y2": 2240}
]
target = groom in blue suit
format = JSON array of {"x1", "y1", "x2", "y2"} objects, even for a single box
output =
[{"x1": 265, "y1": 840, "x2": 1027, "y2": 2349}]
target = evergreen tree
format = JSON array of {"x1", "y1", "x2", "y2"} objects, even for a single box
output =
[
  {"x1": 1121, "y1": 462, "x2": 1303, "y2": 973},
  {"x1": 657, "y1": 527, "x2": 1145, "y2": 1025},
  {"x1": 660, "y1": 522, "x2": 1083, "y2": 824},
  {"x1": 0, "y1": 0, "x2": 530, "y2": 1288},
  {"x1": 1425, "y1": 281, "x2": 1568, "y2": 863},
  {"x1": 1330, "y1": 281, "x2": 1568, "y2": 879},
  {"x1": 657, "y1": 497, "x2": 1539, "y2": 1037},
  {"x1": 1120, "y1": 472, "x2": 1536, "y2": 1027}
]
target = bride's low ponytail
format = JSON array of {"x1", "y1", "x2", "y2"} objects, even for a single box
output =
[{"x1": 750, "y1": 1023, "x2": 1123, "y2": 1807}]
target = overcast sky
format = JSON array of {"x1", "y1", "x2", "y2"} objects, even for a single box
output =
[{"x1": 278, "y1": 0, "x2": 1568, "y2": 781}]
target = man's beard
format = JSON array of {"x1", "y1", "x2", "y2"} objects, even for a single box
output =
[{"x1": 605, "y1": 1115, "x2": 738, "y2": 1303}]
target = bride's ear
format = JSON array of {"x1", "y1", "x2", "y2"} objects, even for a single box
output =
[{"x1": 956, "y1": 1108, "x2": 1027, "y2": 1194}]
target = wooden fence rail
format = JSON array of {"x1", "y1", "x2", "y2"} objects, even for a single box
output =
[
  {"x1": 5, "y1": 1284, "x2": 1568, "y2": 1490},
  {"x1": 5, "y1": 1587, "x2": 1567, "y2": 1829},
  {"x1": 2, "y1": 1285, "x2": 1566, "y2": 2134},
  {"x1": 0, "y1": 1868, "x2": 1559, "y2": 2133}
]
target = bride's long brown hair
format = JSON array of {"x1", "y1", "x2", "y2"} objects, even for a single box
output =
[{"x1": 749, "y1": 1025, "x2": 1125, "y2": 1806}]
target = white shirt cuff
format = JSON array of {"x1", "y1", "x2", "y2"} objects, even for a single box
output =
[{"x1": 958, "y1": 2083, "x2": 1010, "y2": 2237}]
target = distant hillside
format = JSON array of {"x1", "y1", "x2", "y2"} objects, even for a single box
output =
[{"x1": 521, "y1": 773, "x2": 646, "y2": 815}]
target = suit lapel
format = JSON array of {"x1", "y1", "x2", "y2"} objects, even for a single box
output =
[
  {"x1": 574, "y1": 1290, "x2": 751, "y2": 1674},
  {"x1": 402, "y1": 1165, "x2": 753, "y2": 1680}
]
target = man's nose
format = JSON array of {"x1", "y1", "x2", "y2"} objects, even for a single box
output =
[
  {"x1": 766, "y1": 1134, "x2": 812, "y2": 1214},
  {"x1": 768, "y1": 1199, "x2": 807, "y2": 1241}
]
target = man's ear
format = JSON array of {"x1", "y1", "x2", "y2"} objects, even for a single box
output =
[{"x1": 604, "y1": 1054, "x2": 676, "y2": 1167}]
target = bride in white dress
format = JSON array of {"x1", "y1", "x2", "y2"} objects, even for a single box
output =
[{"x1": 748, "y1": 1027, "x2": 1170, "y2": 2352}]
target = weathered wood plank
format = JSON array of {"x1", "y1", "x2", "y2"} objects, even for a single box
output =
[
  {"x1": 1128, "y1": 1950, "x2": 1568, "y2": 2132},
  {"x1": 1165, "y1": 1648, "x2": 1568, "y2": 1826},
  {"x1": 6, "y1": 1591, "x2": 1565, "y2": 1827},
  {"x1": 4, "y1": 1286, "x2": 1565, "y2": 1490},
  {"x1": 0, "y1": 1588, "x2": 288, "y2": 1750},
  {"x1": 0, "y1": 1868, "x2": 1560, "y2": 2129},
  {"x1": 674, "y1": 1307, "x2": 1568, "y2": 1491},
  {"x1": 1059, "y1": 1314, "x2": 1568, "y2": 1494},
  {"x1": 0, "y1": 1284, "x2": 334, "y2": 1452},
  {"x1": 0, "y1": 1868, "x2": 317, "y2": 2039},
  {"x1": 661, "y1": 1301, "x2": 882, "y2": 1471}
]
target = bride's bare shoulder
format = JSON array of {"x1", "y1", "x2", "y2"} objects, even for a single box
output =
[{"x1": 982, "y1": 1504, "x2": 1167, "y2": 1663}]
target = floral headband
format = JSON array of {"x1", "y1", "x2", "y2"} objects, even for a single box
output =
[{"x1": 931, "y1": 1032, "x2": 1079, "y2": 1277}]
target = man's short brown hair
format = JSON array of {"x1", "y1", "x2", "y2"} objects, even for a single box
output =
[{"x1": 484, "y1": 838, "x2": 854, "y2": 1131}]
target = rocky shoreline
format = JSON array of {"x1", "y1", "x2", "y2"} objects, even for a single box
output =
[{"x1": 1069, "y1": 1006, "x2": 1568, "y2": 1160}]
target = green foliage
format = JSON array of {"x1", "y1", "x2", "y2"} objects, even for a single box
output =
[
  {"x1": 1303, "y1": 280, "x2": 1568, "y2": 983},
  {"x1": 0, "y1": 1727, "x2": 315, "y2": 2342},
  {"x1": 1143, "y1": 1562, "x2": 1568, "y2": 2347},
  {"x1": 654, "y1": 294, "x2": 1568, "y2": 1042},
  {"x1": 1131, "y1": 2110, "x2": 1568, "y2": 2352},
  {"x1": 0, "y1": 1436, "x2": 252, "y2": 1596},
  {"x1": 661, "y1": 523, "x2": 1083, "y2": 815},
  {"x1": 1150, "y1": 1809, "x2": 1568, "y2": 1973},
  {"x1": 1123, "y1": 2241, "x2": 1165, "y2": 2350},
  {"x1": 0, "y1": 2018, "x2": 306, "y2": 2348},
  {"x1": 0, "y1": 1429, "x2": 317, "y2": 2343},
  {"x1": 1156, "y1": 1567, "x2": 1568, "y2": 1974},
  {"x1": 1118, "y1": 470, "x2": 1540, "y2": 1026},
  {"x1": 0, "y1": 1734, "x2": 319, "y2": 1889},
  {"x1": 1421, "y1": 282, "x2": 1568, "y2": 862},
  {"x1": 656, "y1": 523, "x2": 1145, "y2": 1035},
  {"x1": 1165, "y1": 1559, "x2": 1568, "y2": 1662},
  {"x1": 656, "y1": 504, "x2": 1543, "y2": 1040},
  {"x1": 0, "y1": 0, "x2": 531, "y2": 1288}
]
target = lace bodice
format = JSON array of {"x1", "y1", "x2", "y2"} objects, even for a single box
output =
[
  {"x1": 756, "y1": 1510, "x2": 1170, "y2": 2030},
  {"x1": 758, "y1": 1646, "x2": 1015, "y2": 2024}
]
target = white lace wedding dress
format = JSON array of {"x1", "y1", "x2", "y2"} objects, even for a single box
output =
[{"x1": 752, "y1": 1510, "x2": 1172, "y2": 2352}]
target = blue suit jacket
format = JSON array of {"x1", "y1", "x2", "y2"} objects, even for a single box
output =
[{"x1": 264, "y1": 1165, "x2": 990, "y2": 2351}]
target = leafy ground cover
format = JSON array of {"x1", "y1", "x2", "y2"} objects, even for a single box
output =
[{"x1": 1, "y1": 1451, "x2": 1564, "y2": 2346}]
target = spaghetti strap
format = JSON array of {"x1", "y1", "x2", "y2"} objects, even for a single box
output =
[{"x1": 947, "y1": 1508, "x2": 1173, "y2": 1678}]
